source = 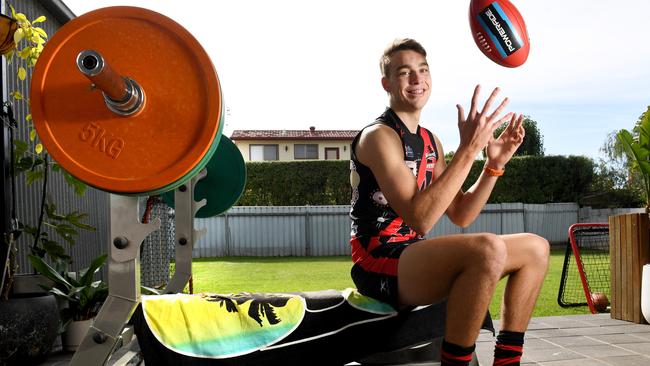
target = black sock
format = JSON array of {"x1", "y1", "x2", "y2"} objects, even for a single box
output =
[
  {"x1": 441, "y1": 339, "x2": 475, "y2": 366},
  {"x1": 493, "y1": 330, "x2": 524, "y2": 366}
]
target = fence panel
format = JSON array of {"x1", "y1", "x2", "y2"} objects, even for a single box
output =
[
  {"x1": 191, "y1": 203, "x2": 612, "y2": 258},
  {"x1": 579, "y1": 207, "x2": 645, "y2": 223},
  {"x1": 524, "y1": 203, "x2": 579, "y2": 243}
]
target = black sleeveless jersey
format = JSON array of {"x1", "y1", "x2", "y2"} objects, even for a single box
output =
[{"x1": 349, "y1": 108, "x2": 438, "y2": 245}]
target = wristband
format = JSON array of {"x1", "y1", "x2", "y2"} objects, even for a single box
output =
[{"x1": 485, "y1": 166, "x2": 505, "y2": 177}]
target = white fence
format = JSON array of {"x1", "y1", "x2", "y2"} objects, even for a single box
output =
[
  {"x1": 190, "y1": 204, "x2": 643, "y2": 258},
  {"x1": 578, "y1": 207, "x2": 646, "y2": 223}
]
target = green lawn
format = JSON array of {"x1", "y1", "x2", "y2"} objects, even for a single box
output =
[{"x1": 187, "y1": 249, "x2": 591, "y2": 318}]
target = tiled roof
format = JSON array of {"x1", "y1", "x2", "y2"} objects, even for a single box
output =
[{"x1": 230, "y1": 128, "x2": 359, "y2": 141}]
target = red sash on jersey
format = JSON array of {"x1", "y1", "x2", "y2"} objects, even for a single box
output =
[{"x1": 417, "y1": 129, "x2": 436, "y2": 190}]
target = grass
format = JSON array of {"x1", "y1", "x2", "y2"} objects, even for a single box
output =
[{"x1": 187, "y1": 249, "x2": 591, "y2": 319}]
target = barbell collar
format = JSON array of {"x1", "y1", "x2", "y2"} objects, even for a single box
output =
[{"x1": 76, "y1": 49, "x2": 145, "y2": 116}]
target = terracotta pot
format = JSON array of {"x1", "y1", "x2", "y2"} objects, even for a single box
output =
[{"x1": 62, "y1": 318, "x2": 93, "y2": 352}]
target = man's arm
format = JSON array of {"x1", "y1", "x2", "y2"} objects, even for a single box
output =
[
  {"x1": 357, "y1": 86, "x2": 511, "y2": 235},
  {"x1": 445, "y1": 113, "x2": 526, "y2": 227},
  {"x1": 356, "y1": 124, "x2": 478, "y2": 235}
]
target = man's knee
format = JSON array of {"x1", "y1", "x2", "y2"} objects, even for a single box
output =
[
  {"x1": 471, "y1": 233, "x2": 507, "y2": 277},
  {"x1": 526, "y1": 233, "x2": 550, "y2": 267}
]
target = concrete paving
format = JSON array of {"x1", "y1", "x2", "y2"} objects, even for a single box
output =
[{"x1": 476, "y1": 314, "x2": 650, "y2": 366}]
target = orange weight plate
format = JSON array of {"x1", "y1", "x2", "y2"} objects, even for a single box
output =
[{"x1": 31, "y1": 6, "x2": 222, "y2": 194}]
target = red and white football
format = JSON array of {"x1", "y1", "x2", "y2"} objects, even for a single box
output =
[{"x1": 469, "y1": 0, "x2": 530, "y2": 68}]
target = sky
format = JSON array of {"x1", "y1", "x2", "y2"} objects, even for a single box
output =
[{"x1": 61, "y1": 0, "x2": 650, "y2": 160}]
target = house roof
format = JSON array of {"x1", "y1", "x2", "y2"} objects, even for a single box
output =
[{"x1": 230, "y1": 127, "x2": 359, "y2": 141}]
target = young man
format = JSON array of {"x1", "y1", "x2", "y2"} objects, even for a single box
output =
[{"x1": 349, "y1": 39, "x2": 549, "y2": 366}]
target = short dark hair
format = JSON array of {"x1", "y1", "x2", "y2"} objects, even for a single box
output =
[{"x1": 380, "y1": 38, "x2": 427, "y2": 78}]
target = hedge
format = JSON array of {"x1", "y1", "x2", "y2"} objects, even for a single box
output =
[
  {"x1": 237, "y1": 156, "x2": 595, "y2": 206},
  {"x1": 237, "y1": 161, "x2": 350, "y2": 206},
  {"x1": 463, "y1": 155, "x2": 594, "y2": 203}
]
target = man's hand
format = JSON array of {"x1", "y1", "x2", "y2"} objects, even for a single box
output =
[
  {"x1": 456, "y1": 85, "x2": 513, "y2": 158},
  {"x1": 485, "y1": 113, "x2": 525, "y2": 169}
]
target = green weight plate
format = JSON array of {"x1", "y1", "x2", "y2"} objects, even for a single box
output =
[{"x1": 163, "y1": 135, "x2": 246, "y2": 217}]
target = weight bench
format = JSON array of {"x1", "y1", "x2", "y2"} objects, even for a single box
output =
[
  {"x1": 132, "y1": 290, "x2": 493, "y2": 365},
  {"x1": 66, "y1": 180, "x2": 492, "y2": 365}
]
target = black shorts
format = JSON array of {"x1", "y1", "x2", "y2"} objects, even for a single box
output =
[{"x1": 350, "y1": 238, "x2": 421, "y2": 309}]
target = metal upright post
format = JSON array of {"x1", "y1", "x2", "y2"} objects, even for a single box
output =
[
  {"x1": 165, "y1": 169, "x2": 206, "y2": 294},
  {"x1": 69, "y1": 195, "x2": 160, "y2": 366},
  {"x1": 0, "y1": 7, "x2": 12, "y2": 296},
  {"x1": 0, "y1": 114, "x2": 11, "y2": 295}
]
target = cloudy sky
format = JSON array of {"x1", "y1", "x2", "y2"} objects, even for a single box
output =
[{"x1": 62, "y1": 0, "x2": 650, "y2": 159}]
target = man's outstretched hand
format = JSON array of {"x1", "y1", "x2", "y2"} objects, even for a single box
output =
[
  {"x1": 485, "y1": 113, "x2": 525, "y2": 169},
  {"x1": 456, "y1": 85, "x2": 513, "y2": 159}
]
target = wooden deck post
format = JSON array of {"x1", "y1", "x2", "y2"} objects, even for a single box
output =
[{"x1": 609, "y1": 213, "x2": 650, "y2": 324}]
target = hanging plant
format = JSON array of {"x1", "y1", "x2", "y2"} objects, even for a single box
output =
[{"x1": 1, "y1": 4, "x2": 94, "y2": 301}]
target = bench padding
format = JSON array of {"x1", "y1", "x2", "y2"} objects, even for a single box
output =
[{"x1": 133, "y1": 289, "x2": 493, "y2": 365}]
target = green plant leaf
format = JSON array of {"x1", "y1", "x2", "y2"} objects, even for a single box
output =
[
  {"x1": 17, "y1": 66, "x2": 26, "y2": 81},
  {"x1": 13, "y1": 27, "x2": 24, "y2": 44},
  {"x1": 18, "y1": 46, "x2": 31, "y2": 59},
  {"x1": 14, "y1": 158, "x2": 32, "y2": 172},
  {"x1": 10, "y1": 91, "x2": 23, "y2": 100},
  {"x1": 52, "y1": 223, "x2": 78, "y2": 245},
  {"x1": 33, "y1": 27, "x2": 47, "y2": 38},
  {"x1": 78, "y1": 254, "x2": 107, "y2": 286},
  {"x1": 42, "y1": 240, "x2": 67, "y2": 261},
  {"x1": 32, "y1": 16, "x2": 46, "y2": 24},
  {"x1": 63, "y1": 171, "x2": 87, "y2": 195},
  {"x1": 25, "y1": 169, "x2": 44, "y2": 185},
  {"x1": 29, "y1": 129, "x2": 36, "y2": 141},
  {"x1": 13, "y1": 139, "x2": 28, "y2": 155},
  {"x1": 28, "y1": 254, "x2": 74, "y2": 289},
  {"x1": 44, "y1": 201, "x2": 66, "y2": 221},
  {"x1": 50, "y1": 286, "x2": 72, "y2": 300},
  {"x1": 638, "y1": 109, "x2": 650, "y2": 146},
  {"x1": 15, "y1": 13, "x2": 28, "y2": 24},
  {"x1": 618, "y1": 129, "x2": 650, "y2": 164},
  {"x1": 618, "y1": 128, "x2": 650, "y2": 206},
  {"x1": 4, "y1": 49, "x2": 14, "y2": 63},
  {"x1": 65, "y1": 212, "x2": 96, "y2": 231}
]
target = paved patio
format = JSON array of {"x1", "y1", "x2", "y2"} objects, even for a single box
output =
[{"x1": 476, "y1": 314, "x2": 650, "y2": 366}]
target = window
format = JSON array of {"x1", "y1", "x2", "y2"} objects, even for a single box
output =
[
  {"x1": 294, "y1": 144, "x2": 318, "y2": 159},
  {"x1": 324, "y1": 147, "x2": 339, "y2": 160},
  {"x1": 250, "y1": 144, "x2": 279, "y2": 161}
]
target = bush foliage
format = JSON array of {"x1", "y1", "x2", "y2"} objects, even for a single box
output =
[
  {"x1": 238, "y1": 156, "x2": 599, "y2": 206},
  {"x1": 238, "y1": 161, "x2": 351, "y2": 206}
]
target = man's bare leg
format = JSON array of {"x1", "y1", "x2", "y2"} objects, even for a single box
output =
[
  {"x1": 397, "y1": 233, "x2": 508, "y2": 347},
  {"x1": 499, "y1": 233, "x2": 550, "y2": 331},
  {"x1": 491, "y1": 233, "x2": 549, "y2": 366}
]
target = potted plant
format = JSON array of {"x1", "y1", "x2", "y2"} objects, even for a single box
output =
[
  {"x1": 611, "y1": 106, "x2": 650, "y2": 323},
  {"x1": 0, "y1": 4, "x2": 95, "y2": 363},
  {"x1": 29, "y1": 253, "x2": 108, "y2": 351}
]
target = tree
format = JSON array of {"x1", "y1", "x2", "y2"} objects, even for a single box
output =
[
  {"x1": 493, "y1": 115, "x2": 544, "y2": 156},
  {"x1": 586, "y1": 130, "x2": 644, "y2": 208}
]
